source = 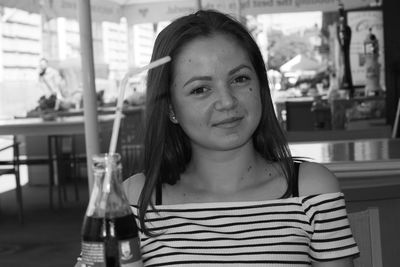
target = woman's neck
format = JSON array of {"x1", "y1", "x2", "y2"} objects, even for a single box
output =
[{"x1": 183, "y1": 142, "x2": 261, "y2": 194}]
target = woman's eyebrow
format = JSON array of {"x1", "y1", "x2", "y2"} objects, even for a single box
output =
[
  {"x1": 228, "y1": 64, "x2": 252, "y2": 75},
  {"x1": 182, "y1": 64, "x2": 252, "y2": 87},
  {"x1": 183, "y1": 76, "x2": 212, "y2": 87}
]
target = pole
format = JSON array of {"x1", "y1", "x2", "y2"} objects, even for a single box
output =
[
  {"x1": 393, "y1": 98, "x2": 400, "y2": 138},
  {"x1": 77, "y1": 0, "x2": 100, "y2": 193}
]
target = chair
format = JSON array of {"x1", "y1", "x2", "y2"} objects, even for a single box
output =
[
  {"x1": 48, "y1": 135, "x2": 80, "y2": 209},
  {"x1": 0, "y1": 136, "x2": 23, "y2": 224},
  {"x1": 118, "y1": 107, "x2": 145, "y2": 179},
  {"x1": 120, "y1": 144, "x2": 144, "y2": 179},
  {"x1": 285, "y1": 100, "x2": 315, "y2": 131},
  {"x1": 348, "y1": 207, "x2": 383, "y2": 267}
]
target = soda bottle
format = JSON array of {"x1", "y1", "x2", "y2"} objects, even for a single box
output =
[{"x1": 80, "y1": 153, "x2": 143, "y2": 267}]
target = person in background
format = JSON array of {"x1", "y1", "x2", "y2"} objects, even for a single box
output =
[
  {"x1": 120, "y1": 10, "x2": 359, "y2": 266},
  {"x1": 38, "y1": 58, "x2": 74, "y2": 110},
  {"x1": 38, "y1": 58, "x2": 64, "y2": 98}
]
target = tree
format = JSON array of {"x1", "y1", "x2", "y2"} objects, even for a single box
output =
[{"x1": 266, "y1": 28, "x2": 315, "y2": 70}]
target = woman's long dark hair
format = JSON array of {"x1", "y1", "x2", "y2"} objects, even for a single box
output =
[{"x1": 138, "y1": 9, "x2": 294, "y2": 236}]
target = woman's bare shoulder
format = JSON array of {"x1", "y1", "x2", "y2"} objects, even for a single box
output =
[
  {"x1": 122, "y1": 173, "x2": 146, "y2": 205},
  {"x1": 298, "y1": 161, "x2": 341, "y2": 196}
]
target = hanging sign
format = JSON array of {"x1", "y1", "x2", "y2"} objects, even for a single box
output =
[
  {"x1": 241, "y1": 0, "x2": 379, "y2": 15},
  {"x1": 123, "y1": 0, "x2": 379, "y2": 24},
  {"x1": 123, "y1": 1, "x2": 198, "y2": 25},
  {"x1": 38, "y1": 0, "x2": 380, "y2": 25},
  {"x1": 44, "y1": 0, "x2": 121, "y2": 23}
]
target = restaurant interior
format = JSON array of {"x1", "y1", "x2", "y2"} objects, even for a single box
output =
[{"x1": 0, "y1": 0, "x2": 400, "y2": 266}]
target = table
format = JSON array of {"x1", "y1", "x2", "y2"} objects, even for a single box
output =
[
  {"x1": 0, "y1": 114, "x2": 116, "y2": 208},
  {"x1": 289, "y1": 138, "x2": 400, "y2": 189},
  {"x1": 331, "y1": 96, "x2": 385, "y2": 129},
  {"x1": 0, "y1": 114, "x2": 116, "y2": 136}
]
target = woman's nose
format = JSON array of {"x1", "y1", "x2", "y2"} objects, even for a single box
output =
[{"x1": 214, "y1": 87, "x2": 238, "y2": 110}]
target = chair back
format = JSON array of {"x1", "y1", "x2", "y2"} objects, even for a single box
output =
[
  {"x1": 348, "y1": 207, "x2": 383, "y2": 267},
  {"x1": 0, "y1": 136, "x2": 20, "y2": 171},
  {"x1": 118, "y1": 107, "x2": 145, "y2": 179},
  {"x1": 285, "y1": 100, "x2": 314, "y2": 131},
  {"x1": 0, "y1": 136, "x2": 23, "y2": 223}
]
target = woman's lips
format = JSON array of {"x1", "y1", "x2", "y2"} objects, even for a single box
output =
[{"x1": 212, "y1": 116, "x2": 243, "y2": 128}]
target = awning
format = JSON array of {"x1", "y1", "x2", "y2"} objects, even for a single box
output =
[
  {"x1": 0, "y1": 0, "x2": 381, "y2": 25},
  {"x1": 280, "y1": 54, "x2": 321, "y2": 73}
]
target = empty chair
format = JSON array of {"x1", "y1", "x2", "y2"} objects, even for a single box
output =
[
  {"x1": 0, "y1": 136, "x2": 23, "y2": 223},
  {"x1": 120, "y1": 144, "x2": 144, "y2": 180},
  {"x1": 48, "y1": 135, "x2": 80, "y2": 209},
  {"x1": 285, "y1": 100, "x2": 315, "y2": 131},
  {"x1": 348, "y1": 207, "x2": 383, "y2": 267},
  {"x1": 118, "y1": 107, "x2": 145, "y2": 179}
]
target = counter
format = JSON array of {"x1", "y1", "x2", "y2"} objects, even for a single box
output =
[{"x1": 289, "y1": 138, "x2": 400, "y2": 189}]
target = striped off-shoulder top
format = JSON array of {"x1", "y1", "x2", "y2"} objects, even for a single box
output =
[{"x1": 131, "y1": 192, "x2": 359, "y2": 266}]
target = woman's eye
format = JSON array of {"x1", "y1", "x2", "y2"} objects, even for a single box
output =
[
  {"x1": 232, "y1": 75, "x2": 250, "y2": 85},
  {"x1": 190, "y1": 87, "x2": 208, "y2": 95}
]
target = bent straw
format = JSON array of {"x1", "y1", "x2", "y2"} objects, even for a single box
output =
[
  {"x1": 108, "y1": 55, "x2": 171, "y2": 155},
  {"x1": 100, "y1": 56, "x2": 171, "y2": 200}
]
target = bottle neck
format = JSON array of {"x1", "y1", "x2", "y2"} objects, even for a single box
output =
[{"x1": 86, "y1": 153, "x2": 131, "y2": 218}]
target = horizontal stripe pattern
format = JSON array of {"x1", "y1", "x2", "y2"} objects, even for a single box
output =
[{"x1": 131, "y1": 192, "x2": 359, "y2": 266}]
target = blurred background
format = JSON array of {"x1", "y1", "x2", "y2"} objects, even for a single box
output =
[{"x1": 1, "y1": 1, "x2": 400, "y2": 266}]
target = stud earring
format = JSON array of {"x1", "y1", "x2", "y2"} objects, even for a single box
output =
[{"x1": 169, "y1": 106, "x2": 178, "y2": 124}]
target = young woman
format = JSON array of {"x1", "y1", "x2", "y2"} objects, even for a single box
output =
[{"x1": 123, "y1": 10, "x2": 359, "y2": 266}]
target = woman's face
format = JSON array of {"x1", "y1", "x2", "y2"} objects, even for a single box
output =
[{"x1": 170, "y1": 34, "x2": 262, "y2": 152}]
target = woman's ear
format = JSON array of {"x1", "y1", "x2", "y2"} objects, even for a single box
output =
[{"x1": 168, "y1": 105, "x2": 179, "y2": 124}]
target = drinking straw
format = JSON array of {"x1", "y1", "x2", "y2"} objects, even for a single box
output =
[
  {"x1": 108, "y1": 55, "x2": 171, "y2": 154},
  {"x1": 100, "y1": 56, "x2": 171, "y2": 198}
]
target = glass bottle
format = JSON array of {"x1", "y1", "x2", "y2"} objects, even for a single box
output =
[
  {"x1": 327, "y1": 72, "x2": 340, "y2": 104},
  {"x1": 364, "y1": 28, "x2": 382, "y2": 96},
  {"x1": 311, "y1": 95, "x2": 331, "y2": 130},
  {"x1": 80, "y1": 153, "x2": 143, "y2": 267},
  {"x1": 336, "y1": 2, "x2": 354, "y2": 97},
  {"x1": 364, "y1": 27, "x2": 379, "y2": 55}
]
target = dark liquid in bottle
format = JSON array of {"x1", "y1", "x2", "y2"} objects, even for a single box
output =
[{"x1": 82, "y1": 214, "x2": 139, "y2": 267}]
